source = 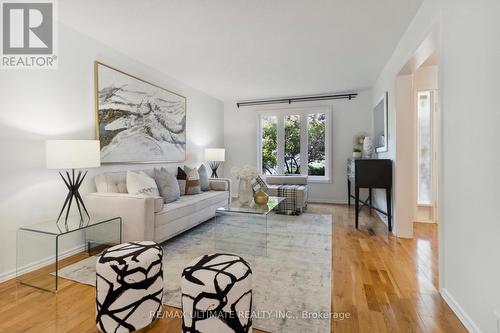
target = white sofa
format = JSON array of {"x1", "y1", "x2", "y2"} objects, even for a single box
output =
[{"x1": 86, "y1": 168, "x2": 230, "y2": 243}]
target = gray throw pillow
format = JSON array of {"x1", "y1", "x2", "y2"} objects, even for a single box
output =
[
  {"x1": 154, "y1": 168, "x2": 180, "y2": 203},
  {"x1": 198, "y1": 164, "x2": 210, "y2": 191}
]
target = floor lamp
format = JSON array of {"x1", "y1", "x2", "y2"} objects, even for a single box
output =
[
  {"x1": 46, "y1": 140, "x2": 101, "y2": 223},
  {"x1": 205, "y1": 148, "x2": 225, "y2": 178}
]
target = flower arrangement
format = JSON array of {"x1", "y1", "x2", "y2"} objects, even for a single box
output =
[
  {"x1": 352, "y1": 134, "x2": 365, "y2": 158},
  {"x1": 231, "y1": 165, "x2": 258, "y2": 181}
]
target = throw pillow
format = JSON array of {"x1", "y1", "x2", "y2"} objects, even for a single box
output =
[
  {"x1": 184, "y1": 166, "x2": 202, "y2": 195},
  {"x1": 154, "y1": 168, "x2": 180, "y2": 203},
  {"x1": 117, "y1": 182, "x2": 128, "y2": 193},
  {"x1": 252, "y1": 175, "x2": 269, "y2": 194},
  {"x1": 176, "y1": 167, "x2": 187, "y2": 196},
  {"x1": 198, "y1": 164, "x2": 210, "y2": 191},
  {"x1": 126, "y1": 171, "x2": 159, "y2": 196}
]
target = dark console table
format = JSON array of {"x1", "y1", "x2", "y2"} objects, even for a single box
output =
[{"x1": 347, "y1": 159, "x2": 393, "y2": 231}]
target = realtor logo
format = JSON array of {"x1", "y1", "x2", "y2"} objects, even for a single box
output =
[{"x1": 1, "y1": 1, "x2": 57, "y2": 69}]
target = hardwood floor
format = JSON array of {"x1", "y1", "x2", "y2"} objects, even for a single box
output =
[
  {"x1": 315, "y1": 204, "x2": 467, "y2": 333},
  {"x1": 0, "y1": 204, "x2": 466, "y2": 333}
]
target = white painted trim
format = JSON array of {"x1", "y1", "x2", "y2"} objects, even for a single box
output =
[
  {"x1": 307, "y1": 177, "x2": 332, "y2": 184},
  {"x1": 374, "y1": 92, "x2": 389, "y2": 153},
  {"x1": 256, "y1": 106, "x2": 332, "y2": 181},
  {"x1": 307, "y1": 198, "x2": 347, "y2": 205},
  {"x1": 441, "y1": 288, "x2": 482, "y2": 333},
  {"x1": 0, "y1": 243, "x2": 86, "y2": 283},
  {"x1": 414, "y1": 219, "x2": 436, "y2": 224}
]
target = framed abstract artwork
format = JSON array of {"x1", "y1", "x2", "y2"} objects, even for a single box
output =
[{"x1": 94, "y1": 61, "x2": 186, "y2": 164}]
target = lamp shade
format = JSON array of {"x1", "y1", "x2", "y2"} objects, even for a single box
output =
[
  {"x1": 46, "y1": 140, "x2": 101, "y2": 169},
  {"x1": 205, "y1": 148, "x2": 225, "y2": 162}
]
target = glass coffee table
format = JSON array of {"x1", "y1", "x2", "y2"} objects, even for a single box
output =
[
  {"x1": 215, "y1": 196, "x2": 284, "y2": 256},
  {"x1": 17, "y1": 215, "x2": 121, "y2": 292}
]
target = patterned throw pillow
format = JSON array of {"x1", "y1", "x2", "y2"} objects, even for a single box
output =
[
  {"x1": 126, "y1": 171, "x2": 159, "y2": 196},
  {"x1": 184, "y1": 166, "x2": 202, "y2": 195},
  {"x1": 198, "y1": 164, "x2": 210, "y2": 191},
  {"x1": 252, "y1": 175, "x2": 269, "y2": 194},
  {"x1": 117, "y1": 182, "x2": 128, "y2": 193},
  {"x1": 176, "y1": 167, "x2": 187, "y2": 196},
  {"x1": 154, "y1": 168, "x2": 180, "y2": 203}
]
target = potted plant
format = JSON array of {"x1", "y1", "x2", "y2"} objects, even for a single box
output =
[{"x1": 353, "y1": 147, "x2": 362, "y2": 159}]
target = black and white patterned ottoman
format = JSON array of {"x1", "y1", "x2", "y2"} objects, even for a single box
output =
[
  {"x1": 181, "y1": 253, "x2": 253, "y2": 333},
  {"x1": 96, "y1": 241, "x2": 164, "y2": 333}
]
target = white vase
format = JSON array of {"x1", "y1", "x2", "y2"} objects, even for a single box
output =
[
  {"x1": 238, "y1": 179, "x2": 253, "y2": 205},
  {"x1": 363, "y1": 136, "x2": 374, "y2": 159}
]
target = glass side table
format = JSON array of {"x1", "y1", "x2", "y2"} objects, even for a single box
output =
[
  {"x1": 17, "y1": 215, "x2": 121, "y2": 292},
  {"x1": 215, "y1": 196, "x2": 284, "y2": 256}
]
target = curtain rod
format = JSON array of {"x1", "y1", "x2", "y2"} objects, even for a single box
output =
[{"x1": 236, "y1": 92, "x2": 358, "y2": 108}]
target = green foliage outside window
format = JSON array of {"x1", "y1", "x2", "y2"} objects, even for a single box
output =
[
  {"x1": 308, "y1": 114, "x2": 326, "y2": 176},
  {"x1": 285, "y1": 115, "x2": 301, "y2": 174},
  {"x1": 261, "y1": 113, "x2": 326, "y2": 176},
  {"x1": 261, "y1": 117, "x2": 277, "y2": 174}
]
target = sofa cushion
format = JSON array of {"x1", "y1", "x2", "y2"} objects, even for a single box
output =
[
  {"x1": 154, "y1": 168, "x2": 180, "y2": 203},
  {"x1": 127, "y1": 171, "x2": 160, "y2": 196},
  {"x1": 209, "y1": 179, "x2": 230, "y2": 191},
  {"x1": 95, "y1": 169, "x2": 158, "y2": 193},
  {"x1": 95, "y1": 173, "x2": 127, "y2": 193},
  {"x1": 155, "y1": 191, "x2": 229, "y2": 227},
  {"x1": 153, "y1": 197, "x2": 164, "y2": 213},
  {"x1": 117, "y1": 182, "x2": 128, "y2": 193}
]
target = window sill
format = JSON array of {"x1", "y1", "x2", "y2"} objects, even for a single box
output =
[
  {"x1": 308, "y1": 177, "x2": 331, "y2": 184},
  {"x1": 260, "y1": 175, "x2": 331, "y2": 184}
]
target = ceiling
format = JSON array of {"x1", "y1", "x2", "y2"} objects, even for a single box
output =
[{"x1": 60, "y1": 0, "x2": 423, "y2": 101}]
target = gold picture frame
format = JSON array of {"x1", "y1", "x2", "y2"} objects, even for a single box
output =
[{"x1": 94, "y1": 61, "x2": 187, "y2": 164}]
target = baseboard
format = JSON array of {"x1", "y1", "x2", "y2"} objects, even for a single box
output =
[
  {"x1": 441, "y1": 288, "x2": 482, "y2": 333},
  {"x1": 415, "y1": 219, "x2": 437, "y2": 224},
  {"x1": 0, "y1": 243, "x2": 86, "y2": 283},
  {"x1": 307, "y1": 198, "x2": 348, "y2": 205}
]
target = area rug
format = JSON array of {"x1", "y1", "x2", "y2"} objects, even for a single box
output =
[{"x1": 56, "y1": 213, "x2": 332, "y2": 333}]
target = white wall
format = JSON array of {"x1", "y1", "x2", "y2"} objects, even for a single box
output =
[
  {"x1": 0, "y1": 22, "x2": 224, "y2": 280},
  {"x1": 440, "y1": 0, "x2": 500, "y2": 331},
  {"x1": 414, "y1": 65, "x2": 438, "y2": 90},
  {"x1": 373, "y1": 0, "x2": 500, "y2": 331},
  {"x1": 372, "y1": 0, "x2": 440, "y2": 238},
  {"x1": 223, "y1": 90, "x2": 372, "y2": 203}
]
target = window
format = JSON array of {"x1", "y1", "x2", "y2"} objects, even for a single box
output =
[
  {"x1": 417, "y1": 91, "x2": 432, "y2": 205},
  {"x1": 284, "y1": 115, "x2": 301, "y2": 174},
  {"x1": 261, "y1": 116, "x2": 277, "y2": 175},
  {"x1": 258, "y1": 108, "x2": 331, "y2": 182},
  {"x1": 308, "y1": 113, "x2": 326, "y2": 176}
]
